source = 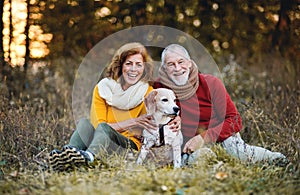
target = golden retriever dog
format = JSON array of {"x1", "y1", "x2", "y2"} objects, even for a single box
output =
[{"x1": 136, "y1": 88, "x2": 183, "y2": 168}]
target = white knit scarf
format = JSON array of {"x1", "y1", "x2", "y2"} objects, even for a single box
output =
[{"x1": 97, "y1": 78, "x2": 149, "y2": 110}]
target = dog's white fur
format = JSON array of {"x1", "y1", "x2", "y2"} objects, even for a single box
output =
[{"x1": 137, "y1": 88, "x2": 183, "y2": 168}]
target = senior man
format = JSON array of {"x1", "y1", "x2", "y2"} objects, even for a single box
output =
[{"x1": 154, "y1": 44, "x2": 288, "y2": 166}]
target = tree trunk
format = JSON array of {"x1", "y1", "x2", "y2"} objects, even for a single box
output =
[
  {"x1": 271, "y1": 0, "x2": 293, "y2": 53},
  {"x1": 0, "y1": 0, "x2": 4, "y2": 70},
  {"x1": 8, "y1": 0, "x2": 12, "y2": 64},
  {"x1": 24, "y1": 0, "x2": 30, "y2": 72}
]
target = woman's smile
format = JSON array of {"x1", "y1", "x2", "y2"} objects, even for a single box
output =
[{"x1": 122, "y1": 53, "x2": 145, "y2": 90}]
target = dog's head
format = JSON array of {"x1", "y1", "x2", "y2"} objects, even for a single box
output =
[{"x1": 144, "y1": 88, "x2": 179, "y2": 120}]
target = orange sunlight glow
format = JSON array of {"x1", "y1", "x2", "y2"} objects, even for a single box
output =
[{"x1": 3, "y1": 0, "x2": 53, "y2": 66}]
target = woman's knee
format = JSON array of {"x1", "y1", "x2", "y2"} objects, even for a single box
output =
[
  {"x1": 76, "y1": 118, "x2": 94, "y2": 134},
  {"x1": 96, "y1": 123, "x2": 115, "y2": 135},
  {"x1": 77, "y1": 118, "x2": 92, "y2": 127}
]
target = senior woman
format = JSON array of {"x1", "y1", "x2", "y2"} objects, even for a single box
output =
[{"x1": 49, "y1": 42, "x2": 157, "y2": 171}]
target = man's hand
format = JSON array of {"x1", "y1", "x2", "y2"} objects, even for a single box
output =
[
  {"x1": 167, "y1": 115, "x2": 181, "y2": 133},
  {"x1": 183, "y1": 135, "x2": 204, "y2": 154}
]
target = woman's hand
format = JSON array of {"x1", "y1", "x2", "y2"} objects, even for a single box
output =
[
  {"x1": 183, "y1": 135, "x2": 204, "y2": 154},
  {"x1": 134, "y1": 114, "x2": 158, "y2": 131},
  {"x1": 167, "y1": 115, "x2": 181, "y2": 132},
  {"x1": 108, "y1": 114, "x2": 157, "y2": 132}
]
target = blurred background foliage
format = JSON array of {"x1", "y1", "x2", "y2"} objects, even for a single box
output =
[
  {"x1": 0, "y1": 0, "x2": 299, "y2": 89},
  {"x1": 0, "y1": 0, "x2": 299, "y2": 173},
  {"x1": 0, "y1": 0, "x2": 297, "y2": 109}
]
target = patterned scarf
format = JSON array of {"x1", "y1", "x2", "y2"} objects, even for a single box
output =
[{"x1": 158, "y1": 61, "x2": 199, "y2": 100}]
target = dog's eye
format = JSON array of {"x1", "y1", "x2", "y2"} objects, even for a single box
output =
[{"x1": 162, "y1": 98, "x2": 168, "y2": 102}]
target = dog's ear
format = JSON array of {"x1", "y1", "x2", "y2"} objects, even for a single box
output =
[{"x1": 144, "y1": 90, "x2": 158, "y2": 115}]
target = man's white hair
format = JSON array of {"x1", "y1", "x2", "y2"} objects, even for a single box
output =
[{"x1": 161, "y1": 44, "x2": 191, "y2": 67}]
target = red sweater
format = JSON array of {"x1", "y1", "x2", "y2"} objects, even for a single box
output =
[{"x1": 154, "y1": 73, "x2": 242, "y2": 143}]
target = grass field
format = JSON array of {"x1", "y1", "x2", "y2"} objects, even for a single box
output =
[{"x1": 0, "y1": 64, "x2": 299, "y2": 194}]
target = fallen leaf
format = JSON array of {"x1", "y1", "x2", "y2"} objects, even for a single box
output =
[
  {"x1": 215, "y1": 171, "x2": 228, "y2": 180},
  {"x1": 10, "y1": 170, "x2": 18, "y2": 177},
  {"x1": 19, "y1": 188, "x2": 30, "y2": 194}
]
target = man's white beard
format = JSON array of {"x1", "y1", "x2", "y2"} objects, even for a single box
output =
[{"x1": 169, "y1": 70, "x2": 190, "y2": 86}]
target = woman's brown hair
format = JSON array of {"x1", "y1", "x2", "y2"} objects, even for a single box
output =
[{"x1": 106, "y1": 42, "x2": 154, "y2": 85}]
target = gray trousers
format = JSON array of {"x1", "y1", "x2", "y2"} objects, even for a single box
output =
[{"x1": 67, "y1": 118, "x2": 137, "y2": 156}]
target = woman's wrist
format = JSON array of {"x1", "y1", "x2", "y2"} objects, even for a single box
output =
[{"x1": 110, "y1": 118, "x2": 138, "y2": 131}]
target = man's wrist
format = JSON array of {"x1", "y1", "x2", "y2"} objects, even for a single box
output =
[
  {"x1": 200, "y1": 130, "x2": 207, "y2": 139},
  {"x1": 200, "y1": 130, "x2": 211, "y2": 144}
]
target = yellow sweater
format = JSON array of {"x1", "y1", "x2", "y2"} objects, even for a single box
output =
[{"x1": 90, "y1": 84, "x2": 153, "y2": 150}]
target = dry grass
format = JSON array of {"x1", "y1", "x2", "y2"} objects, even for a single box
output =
[{"x1": 0, "y1": 62, "x2": 299, "y2": 194}]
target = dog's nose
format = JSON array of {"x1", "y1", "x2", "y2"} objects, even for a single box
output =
[{"x1": 173, "y1": 106, "x2": 180, "y2": 113}]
